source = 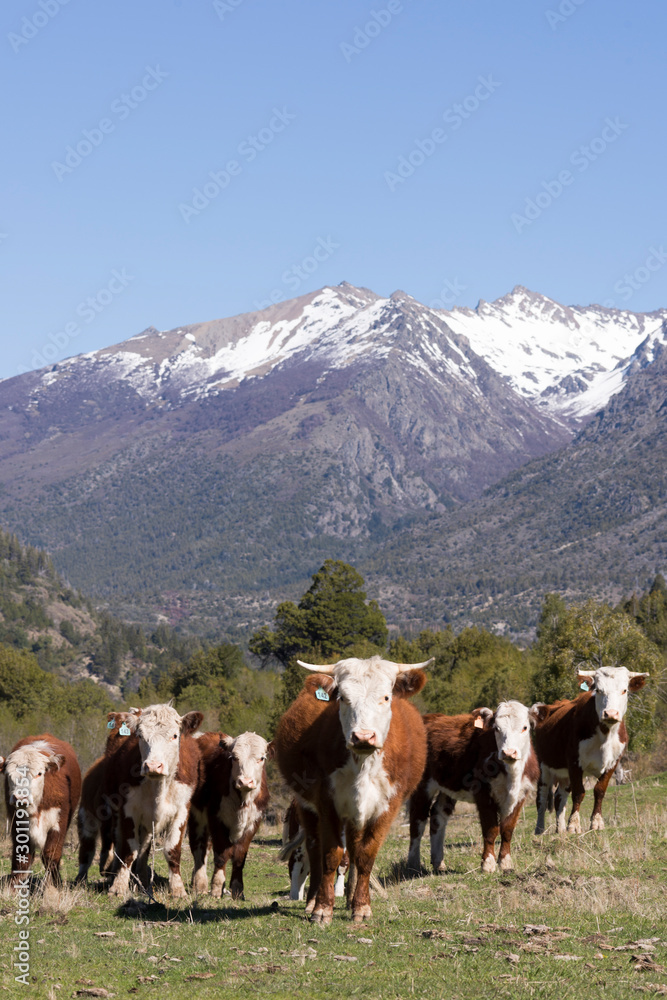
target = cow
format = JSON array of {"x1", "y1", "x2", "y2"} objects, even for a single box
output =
[
  {"x1": 188, "y1": 730, "x2": 271, "y2": 899},
  {"x1": 407, "y1": 702, "x2": 539, "y2": 874},
  {"x1": 274, "y1": 654, "x2": 433, "y2": 924},
  {"x1": 280, "y1": 799, "x2": 349, "y2": 901},
  {"x1": 532, "y1": 666, "x2": 649, "y2": 835},
  {"x1": 1, "y1": 734, "x2": 81, "y2": 887},
  {"x1": 102, "y1": 703, "x2": 203, "y2": 897},
  {"x1": 76, "y1": 709, "x2": 141, "y2": 884}
]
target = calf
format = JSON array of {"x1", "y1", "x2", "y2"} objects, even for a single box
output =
[
  {"x1": 1, "y1": 734, "x2": 81, "y2": 886},
  {"x1": 76, "y1": 710, "x2": 141, "y2": 883},
  {"x1": 274, "y1": 655, "x2": 432, "y2": 924},
  {"x1": 280, "y1": 799, "x2": 349, "y2": 901},
  {"x1": 408, "y1": 702, "x2": 539, "y2": 874},
  {"x1": 104, "y1": 703, "x2": 203, "y2": 897},
  {"x1": 188, "y1": 730, "x2": 271, "y2": 899},
  {"x1": 532, "y1": 666, "x2": 649, "y2": 835}
]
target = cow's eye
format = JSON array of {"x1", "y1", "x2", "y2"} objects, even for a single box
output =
[
  {"x1": 522, "y1": 726, "x2": 527, "y2": 732},
  {"x1": 621, "y1": 689, "x2": 627, "y2": 695},
  {"x1": 259, "y1": 756, "x2": 265, "y2": 762},
  {"x1": 172, "y1": 734, "x2": 178, "y2": 740},
  {"x1": 383, "y1": 695, "x2": 390, "y2": 703}
]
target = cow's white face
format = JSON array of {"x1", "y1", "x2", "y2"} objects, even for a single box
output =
[
  {"x1": 491, "y1": 702, "x2": 532, "y2": 764},
  {"x1": 223, "y1": 732, "x2": 269, "y2": 796},
  {"x1": 138, "y1": 704, "x2": 202, "y2": 779},
  {"x1": 2, "y1": 743, "x2": 63, "y2": 813},
  {"x1": 334, "y1": 658, "x2": 398, "y2": 755},
  {"x1": 579, "y1": 667, "x2": 649, "y2": 725}
]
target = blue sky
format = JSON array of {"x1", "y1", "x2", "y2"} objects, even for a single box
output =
[{"x1": 1, "y1": 0, "x2": 666, "y2": 379}]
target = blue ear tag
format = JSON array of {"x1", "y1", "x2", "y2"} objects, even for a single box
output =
[
  {"x1": 315, "y1": 687, "x2": 330, "y2": 702},
  {"x1": 119, "y1": 723, "x2": 131, "y2": 736},
  {"x1": 107, "y1": 719, "x2": 116, "y2": 729},
  {"x1": 580, "y1": 682, "x2": 589, "y2": 691}
]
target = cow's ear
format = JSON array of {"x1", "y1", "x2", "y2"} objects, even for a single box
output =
[
  {"x1": 304, "y1": 674, "x2": 338, "y2": 699},
  {"x1": 471, "y1": 707, "x2": 494, "y2": 730},
  {"x1": 265, "y1": 740, "x2": 276, "y2": 760},
  {"x1": 628, "y1": 672, "x2": 649, "y2": 692},
  {"x1": 46, "y1": 753, "x2": 65, "y2": 772},
  {"x1": 529, "y1": 703, "x2": 550, "y2": 727},
  {"x1": 393, "y1": 669, "x2": 427, "y2": 699},
  {"x1": 0, "y1": 757, "x2": 5, "y2": 773},
  {"x1": 577, "y1": 671, "x2": 596, "y2": 690},
  {"x1": 181, "y1": 711, "x2": 204, "y2": 735},
  {"x1": 221, "y1": 735, "x2": 235, "y2": 751}
]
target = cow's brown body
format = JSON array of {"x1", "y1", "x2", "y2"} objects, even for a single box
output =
[
  {"x1": 188, "y1": 731, "x2": 270, "y2": 899},
  {"x1": 2, "y1": 734, "x2": 81, "y2": 886},
  {"x1": 275, "y1": 666, "x2": 428, "y2": 923},
  {"x1": 408, "y1": 708, "x2": 539, "y2": 873}
]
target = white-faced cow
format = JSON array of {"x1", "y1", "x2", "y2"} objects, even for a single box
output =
[
  {"x1": 103, "y1": 703, "x2": 203, "y2": 897},
  {"x1": 532, "y1": 666, "x2": 649, "y2": 835},
  {"x1": 76, "y1": 709, "x2": 141, "y2": 884},
  {"x1": 408, "y1": 702, "x2": 539, "y2": 874},
  {"x1": 188, "y1": 730, "x2": 271, "y2": 899},
  {"x1": 274, "y1": 655, "x2": 432, "y2": 924},
  {"x1": 1, "y1": 734, "x2": 81, "y2": 886}
]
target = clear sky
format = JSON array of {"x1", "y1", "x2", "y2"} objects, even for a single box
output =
[{"x1": 1, "y1": 0, "x2": 666, "y2": 379}]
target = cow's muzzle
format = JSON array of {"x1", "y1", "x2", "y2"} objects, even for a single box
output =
[
  {"x1": 349, "y1": 731, "x2": 380, "y2": 755},
  {"x1": 602, "y1": 710, "x2": 621, "y2": 722},
  {"x1": 235, "y1": 777, "x2": 256, "y2": 791},
  {"x1": 499, "y1": 749, "x2": 521, "y2": 762},
  {"x1": 141, "y1": 762, "x2": 167, "y2": 778}
]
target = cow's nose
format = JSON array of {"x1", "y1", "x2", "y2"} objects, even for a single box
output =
[
  {"x1": 602, "y1": 710, "x2": 620, "y2": 721},
  {"x1": 142, "y1": 761, "x2": 165, "y2": 775},
  {"x1": 351, "y1": 730, "x2": 377, "y2": 746},
  {"x1": 501, "y1": 748, "x2": 520, "y2": 760},
  {"x1": 236, "y1": 776, "x2": 256, "y2": 789}
]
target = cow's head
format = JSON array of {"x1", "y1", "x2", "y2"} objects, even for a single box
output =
[
  {"x1": 2, "y1": 742, "x2": 64, "y2": 813},
  {"x1": 298, "y1": 655, "x2": 433, "y2": 756},
  {"x1": 476, "y1": 701, "x2": 533, "y2": 764},
  {"x1": 222, "y1": 732, "x2": 273, "y2": 796},
  {"x1": 137, "y1": 704, "x2": 204, "y2": 779},
  {"x1": 578, "y1": 666, "x2": 649, "y2": 725}
]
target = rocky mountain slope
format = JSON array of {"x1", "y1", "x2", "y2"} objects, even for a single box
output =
[{"x1": 0, "y1": 282, "x2": 664, "y2": 635}]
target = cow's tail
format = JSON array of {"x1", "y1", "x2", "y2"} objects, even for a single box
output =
[{"x1": 278, "y1": 828, "x2": 306, "y2": 863}]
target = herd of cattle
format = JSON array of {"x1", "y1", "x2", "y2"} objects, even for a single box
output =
[{"x1": 0, "y1": 656, "x2": 648, "y2": 924}]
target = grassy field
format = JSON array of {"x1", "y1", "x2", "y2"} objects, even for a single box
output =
[{"x1": 1, "y1": 774, "x2": 666, "y2": 1000}]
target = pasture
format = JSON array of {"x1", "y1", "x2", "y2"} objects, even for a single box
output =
[{"x1": 1, "y1": 773, "x2": 666, "y2": 999}]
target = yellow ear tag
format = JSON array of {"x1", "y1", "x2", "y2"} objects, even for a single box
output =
[{"x1": 473, "y1": 717, "x2": 484, "y2": 728}]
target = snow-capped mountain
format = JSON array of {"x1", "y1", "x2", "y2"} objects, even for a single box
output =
[{"x1": 442, "y1": 286, "x2": 667, "y2": 423}]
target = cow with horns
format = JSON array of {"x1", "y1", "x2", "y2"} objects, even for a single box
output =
[
  {"x1": 274, "y1": 654, "x2": 432, "y2": 924},
  {"x1": 532, "y1": 666, "x2": 649, "y2": 835}
]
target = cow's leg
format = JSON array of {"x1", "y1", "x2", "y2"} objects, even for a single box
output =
[
  {"x1": 162, "y1": 800, "x2": 191, "y2": 898},
  {"x1": 497, "y1": 797, "x2": 525, "y2": 871},
  {"x1": 188, "y1": 806, "x2": 210, "y2": 895},
  {"x1": 289, "y1": 842, "x2": 309, "y2": 901},
  {"x1": 335, "y1": 841, "x2": 348, "y2": 898},
  {"x1": 554, "y1": 782, "x2": 569, "y2": 833},
  {"x1": 407, "y1": 781, "x2": 430, "y2": 871},
  {"x1": 210, "y1": 821, "x2": 233, "y2": 898},
  {"x1": 476, "y1": 794, "x2": 500, "y2": 873},
  {"x1": 347, "y1": 812, "x2": 393, "y2": 922},
  {"x1": 311, "y1": 808, "x2": 343, "y2": 926},
  {"x1": 430, "y1": 793, "x2": 455, "y2": 873},
  {"x1": 566, "y1": 766, "x2": 586, "y2": 834},
  {"x1": 42, "y1": 826, "x2": 65, "y2": 886},
  {"x1": 590, "y1": 765, "x2": 616, "y2": 831},
  {"x1": 534, "y1": 765, "x2": 551, "y2": 835},
  {"x1": 108, "y1": 813, "x2": 139, "y2": 896},
  {"x1": 76, "y1": 804, "x2": 98, "y2": 883},
  {"x1": 229, "y1": 839, "x2": 251, "y2": 900},
  {"x1": 299, "y1": 806, "x2": 321, "y2": 915}
]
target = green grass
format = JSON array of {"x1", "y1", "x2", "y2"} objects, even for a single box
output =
[{"x1": 2, "y1": 776, "x2": 667, "y2": 999}]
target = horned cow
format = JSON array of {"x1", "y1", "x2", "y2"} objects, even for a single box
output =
[
  {"x1": 408, "y1": 701, "x2": 539, "y2": 874},
  {"x1": 1, "y1": 734, "x2": 81, "y2": 886},
  {"x1": 274, "y1": 655, "x2": 432, "y2": 924}
]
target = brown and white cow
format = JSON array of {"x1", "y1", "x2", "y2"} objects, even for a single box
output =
[
  {"x1": 532, "y1": 666, "x2": 649, "y2": 835},
  {"x1": 274, "y1": 655, "x2": 432, "y2": 924},
  {"x1": 1, "y1": 734, "x2": 81, "y2": 886},
  {"x1": 76, "y1": 709, "x2": 142, "y2": 883},
  {"x1": 188, "y1": 730, "x2": 271, "y2": 899},
  {"x1": 103, "y1": 703, "x2": 203, "y2": 897},
  {"x1": 408, "y1": 702, "x2": 539, "y2": 874}
]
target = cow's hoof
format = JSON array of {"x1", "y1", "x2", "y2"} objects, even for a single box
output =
[
  {"x1": 481, "y1": 855, "x2": 497, "y2": 874},
  {"x1": 567, "y1": 816, "x2": 581, "y2": 835},
  {"x1": 590, "y1": 815, "x2": 604, "y2": 831},
  {"x1": 352, "y1": 905, "x2": 371, "y2": 923},
  {"x1": 170, "y1": 885, "x2": 187, "y2": 899},
  {"x1": 304, "y1": 897, "x2": 317, "y2": 915},
  {"x1": 499, "y1": 855, "x2": 513, "y2": 872},
  {"x1": 534, "y1": 824, "x2": 545, "y2": 836},
  {"x1": 192, "y1": 873, "x2": 209, "y2": 896},
  {"x1": 310, "y1": 907, "x2": 333, "y2": 925},
  {"x1": 230, "y1": 884, "x2": 245, "y2": 901}
]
